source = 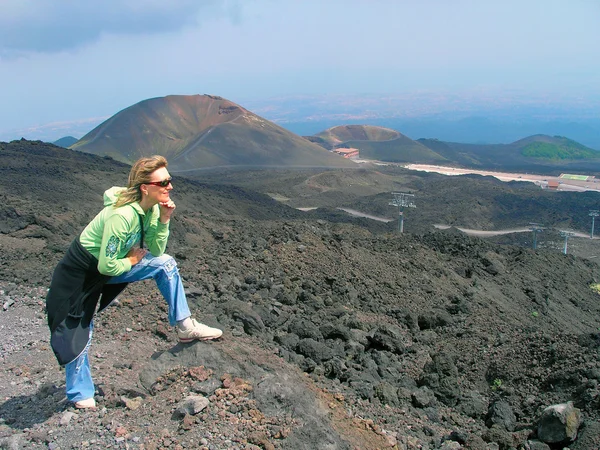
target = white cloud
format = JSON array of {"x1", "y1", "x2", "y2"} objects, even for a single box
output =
[{"x1": 0, "y1": 0, "x2": 239, "y2": 55}]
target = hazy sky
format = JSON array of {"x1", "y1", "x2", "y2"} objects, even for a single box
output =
[{"x1": 1, "y1": 0, "x2": 599, "y2": 140}]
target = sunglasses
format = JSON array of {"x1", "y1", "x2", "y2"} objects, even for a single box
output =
[{"x1": 145, "y1": 177, "x2": 172, "y2": 187}]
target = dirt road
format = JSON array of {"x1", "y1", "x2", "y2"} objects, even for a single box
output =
[
  {"x1": 434, "y1": 224, "x2": 596, "y2": 240},
  {"x1": 337, "y1": 207, "x2": 394, "y2": 222},
  {"x1": 405, "y1": 164, "x2": 600, "y2": 193}
]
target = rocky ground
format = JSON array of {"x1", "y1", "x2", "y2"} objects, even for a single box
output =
[{"x1": 2, "y1": 141, "x2": 600, "y2": 449}]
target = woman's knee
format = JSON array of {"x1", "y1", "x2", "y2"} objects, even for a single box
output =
[{"x1": 156, "y1": 254, "x2": 178, "y2": 278}]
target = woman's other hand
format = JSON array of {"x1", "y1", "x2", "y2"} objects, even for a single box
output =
[{"x1": 126, "y1": 247, "x2": 147, "y2": 266}]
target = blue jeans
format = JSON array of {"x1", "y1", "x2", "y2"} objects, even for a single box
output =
[
  {"x1": 65, "y1": 322, "x2": 95, "y2": 402},
  {"x1": 65, "y1": 253, "x2": 191, "y2": 402}
]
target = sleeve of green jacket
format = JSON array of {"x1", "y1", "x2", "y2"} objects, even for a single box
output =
[
  {"x1": 97, "y1": 213, "x2": 134, "y2": 276},
  {"x1": 144, "y1": 206, "x2": 170, "y2": 257}
]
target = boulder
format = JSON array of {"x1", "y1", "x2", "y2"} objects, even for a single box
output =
[
  {"x1": 366, "y1": 325, "x2": 406, "y2": 354},
  {"x1": 296, "y1": 338, "x2": 335, "y2": 362},
  {"x1": 374, "y1": 382, "x2": 400, "y2": 407},
  {"x1": 537, "y1": 401, "x2": 582, "y2": 444},
  {"x1": 412, "y1": 386, "x2": 436, "y2": 408},
  {"x1": 418, "y1": 352, "x2": 460, "y2": 406},
  {"x1": 417, "y1": 309, "x2": 453, "y2": 330},
  {"x1": 458, "y1": 390, "x2": 488, "y2": 419},
  {"x1": 222, "y1": 299, "x2": 265, "y2": 335},
  {"x1": 486, "y1": 400, "x2": 516, "y2": 431},
  {"x1": 569, "y1": 419, "x2": 600, "y2": 449},
  {"x1": 288, "y1": 318, "x2": 323, "y2": 340}
]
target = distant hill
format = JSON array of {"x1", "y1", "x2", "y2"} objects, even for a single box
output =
[
  {"x1": 308, "y1": 125, "x2": 447, "y2": 163},
  {"x1": 513, "y1": 135, "x2": 598, "y2": 160},
  {"x1": 314, "y1": 125, "x2": 401, "y2": 145},
  {"x1": 245, "y1": 94, "x2": 600, "y2": 150},
  {"x1": 71, "y1": 95, "x2": 355, "y2": 171},
  {"x1": 53, "y1": 136, "x2": 78, "y2": 148},
  {"x1": 418, "y1": 134, "x2": 600, "y2": 174}
]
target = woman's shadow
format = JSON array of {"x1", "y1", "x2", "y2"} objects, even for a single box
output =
[
  {"x1": 0, "y1": 339, "x2": 200, "y2": 431},
  {"x1": 0, "y1": 382, "x2": 67, "y2": 429},
  {"x1": 0, "y1": 341, "x2": 189, "y2": 430}
]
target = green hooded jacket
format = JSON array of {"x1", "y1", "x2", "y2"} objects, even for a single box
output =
[{"x1": 79, "y1": 186, "x2": 170, "y2": 276}]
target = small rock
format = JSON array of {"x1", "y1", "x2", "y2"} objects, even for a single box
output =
[
  {"x1": 174, "y1": 395, "x2": 209, "y2": 417},
  {"x1": 439, "y1": 441, "x2": 462, "y2": 450},
  {"x1": 527, "y1": 440, "x2": 551, "y2": 450},
  {"x1": 28, "y1": 430, "x2": 48, "y2": 443},
  {"x1": 193, "y1": 379, "x2": 221, "y2": 396},
  {"x1": 188, "y1": 366, "x2": 213, "y2": 382},
  {"x1": 385, "y1": 434, "x2": 397, "y2": 447},
  {"x1": 60, "y1": 411, "x2": 77, "y2": 426},
  {"x1": 180, "y1": 413, "x2": 195, "y2": 430},
  {"x1": 412, "y1": 386, "x2": 436, "y2": 408},
  {"x1": 3, "y1": 299, "x2": 14, "y2": 310},
  {"x1": 121, "y1": 396, "x2": 144, "y2": 410},
  {"x1": 0, "y1": 433, "x2": 24, "y2": 450}
]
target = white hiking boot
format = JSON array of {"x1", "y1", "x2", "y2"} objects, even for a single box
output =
[
  {"x1": 75, "y1": 398, "x2": 96, "y2": 409},
  {"x1": 177, "y1": 318, "x2": 223, "y2": 343}
]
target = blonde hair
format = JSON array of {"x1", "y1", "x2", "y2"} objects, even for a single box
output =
[{"x1": 114, "y1": 155, "x2": 168, "y2": 207}]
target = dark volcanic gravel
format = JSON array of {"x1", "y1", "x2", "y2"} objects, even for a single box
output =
[{"x1": 1, "y1": 140, "x2": 600, "y2": 449}]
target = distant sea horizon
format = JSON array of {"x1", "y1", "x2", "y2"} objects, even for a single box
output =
[
  {"x1": 281, "y1": 117, "x2": 600, "y2": 151},
  {"x1": 1, "y1": 91, "x2": 598, "y2": 150}
]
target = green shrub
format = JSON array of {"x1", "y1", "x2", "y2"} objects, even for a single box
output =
[
  {"x1": 521, "y1": 141, "x2": 598, "y2": 160},
  {"x1": 491, "y1": 378, "x2": 502, "y2": 391}
]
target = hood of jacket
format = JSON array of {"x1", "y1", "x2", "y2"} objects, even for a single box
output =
[{"x1": 103, "y1": 186, "x2": 126, "y2": 207}]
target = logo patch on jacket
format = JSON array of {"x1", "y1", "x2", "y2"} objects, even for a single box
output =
[
  {"x1": 105, "y1": 235, "x2": 120, "y2": 258},
  {"x1": 124, "y1": 231, "x2": 140, "y2": 249}
]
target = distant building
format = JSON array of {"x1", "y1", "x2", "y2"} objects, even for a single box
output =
[
  {"x1": 547, "y1": 180, "x2": 560, "y2": 190},
  {"x1": 334, "y1": 148, "x2": 359, "y2": 158}
]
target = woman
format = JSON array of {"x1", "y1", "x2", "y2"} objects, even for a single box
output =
[{"x1": 46, "y1": 155, "x2": 222, "y2": 409}]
